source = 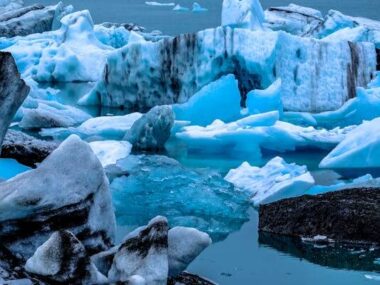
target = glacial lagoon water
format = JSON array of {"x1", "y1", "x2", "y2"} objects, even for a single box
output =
[
  {"x1": 24, "y1": 0, "x2": 380, "y2": 35},
  {"x1": 29, "y1": 82, "x2": 380, "y2": 285}
]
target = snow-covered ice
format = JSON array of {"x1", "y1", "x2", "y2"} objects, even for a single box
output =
[{"x1": 225, "y1": 157, "x2": 315, "y2": 205}]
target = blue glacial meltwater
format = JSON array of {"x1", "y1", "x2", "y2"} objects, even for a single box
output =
[{"x1": 0, "y1": 158, "x2": 30, "y2": 180}]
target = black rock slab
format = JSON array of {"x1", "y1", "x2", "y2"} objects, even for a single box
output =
[{"x1": 259, "y1": 188, "x2": 380, "y2": 244}]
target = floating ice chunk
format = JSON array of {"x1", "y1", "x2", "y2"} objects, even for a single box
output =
[
  {"x1": 365, "y1": 275, "x2": 380, "y2": 281},
  {"x1": 145, "y1": 1, "x2": 175, "y2": 6},
  {"x1": 320, "y1": 117, "x2": 380, "y2": 170},
  {"x1": 108, "y1": 216, "x2": 169, "y2": 283},
  {"x1": 222, "y1": 0, "x2": 265, "y2": 29},
  {"x1": 172, "y1": 74, "x2": 242, "y2": 126},
  {"x1": 246, "y1": 79, "x2": 282, "y2": 115},
  {"x1": 313, "y1": 87, "x2": 380, "y2": 128},
  {"x1": 168, "y1": 227, "x2": 211, "y2": 276},
  {"x1": 40, "y1": 113, "x2": 142, "y2": 141},
  {"x1": 110, "y1": 155, "x2": 250, "y2": 241},
  {"x1": 176, "y1": 111, "x2": 353, "y2": 156},
  {"x1": 307, "y1": 174, "x2": 380, "y2": 195},
  {"x1": 0, "y1": 0, "x2": 24, "y2": 14},
  {"x1": 264, "y1": 4, "x2": 323, "y2": 35},
  {"x1": 89, "y1": 141, "x2": 132, "y2": 167},
  {"x1": 225, "y1": 157, "x2": 315, "y2": 205},
  {"x1": 125, "y1": 105, "x2": 174, "y2": 151},
  {"x1": 282, "y1": 112, "x2": 317, "y2": 127},
  {"x1": 19, "y1": 102, "x2": 91, "y2": 129},
  {"x1": 0, "y1": 158, "x2": 30, "y2": 180},
  {"x1": 173, "y1": 4, "x2": 189, "y2": 11},
  {"x1": 192, "y1": 2, "x2": 208, "y2": 12}
]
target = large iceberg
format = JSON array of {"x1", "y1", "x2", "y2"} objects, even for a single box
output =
[
  {"x1": 221, "y1": 0, "x2": 265, "y2": 30},
  {"x1": 172, "y1": 74, "x2": 242, "y2": 126},
  {"x1": 320, "y1": 117, "x2": 380, "y2": 171},
  {"x1": 0, "y1": 52, "x2": 29, "y2": 150},
  {"x1": 175, "y1": 111, "x2": 355, "y2": 157},
  {"x1": 83, "y1": 26, "x2": 376, "y2": 112},
  {"x1": 225, "y1": 157, "x2": 314, "y2": 205},
  {"x1": 3, "y1": 10, "x2": 114, "y2": 82},
  {"x1": 110, "y1": 154, "x2": 250, "y2": 241}
]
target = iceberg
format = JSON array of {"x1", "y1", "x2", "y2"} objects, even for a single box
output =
[
  {"x1": 173, "y1": 4, "x2": 189, "y2": 12},
  {"x1": 0, "y1": 3, "x2": 72, "y2": 37},
  {"x1": 89, "y1": 140, "x2": 132, "y2": 168},
  {"x1": 176, "y1": 111, "x2": 355, "y2": 157},
  {"x1": 3, "y1": 10, "x2": 114, "y2": 82},
  {"x1": 0, "y1": 135, "x2": 116, "y2": 259},
  {"x1": 25, "y1": 230, "x2": 107, "y2": 284},
  {"x1": 125, "y1": 105, "x2": 174, "y2": 151},
  {"x1": 225, "y1": 157, "x2": 315, "y2": 205},
  {"x1": 320, "y1": 117, "x2": 380, "y2": 171},
  {"x1": 145, "y1": 1, "x2": 175, "y2": 7},
  {"x1": 110, "y1": 154, "x2": 250, "y2": 241},
  {"x1": 172, "y1": 74, "x2": 242, "y2": 126},
  {"x1": 85, "y1": 26, "x2": 376, "y2": 112},
  {"x1": 192, "y1": 2, "x2": 208, "y2": 13},
  {"x1": 19, "y1": 102, "x2": 91, "y2": 129},
  {"x1": 0, "y1": 0, "x2": 23, "y2": 14},
  {"x1": 0, "y1": 52, "x2": 29, "y2": 150},
  {"x1": 221, "y1": 0, "x2": 265, "y2": 30},
  {"x1": 264, "y1": 4, "x2": 323, "y2": 36},
  {"x1": 246, "y1": 78, "x2": 282, "y2": 115},
  {"x1": 40, "y1": 112, "x2": 142, "y2": 141}
]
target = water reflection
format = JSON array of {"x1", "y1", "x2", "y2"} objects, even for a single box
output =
[{"x1": 259, "y1": 232, "x2": 380, "y2": 273}]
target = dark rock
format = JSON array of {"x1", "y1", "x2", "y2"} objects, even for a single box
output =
[
  {"x1": 259, "y1": 188, "x2": 380, "y2": 244},
  {"x1": 168, "y1": 272, "x2": 216, "y2": 285},
  {"x1": 1, "y1": 130, "x2": 58, "y2": 167},
  {"x1": 0, "y1": 52, "x2": 29, "y2": 151}
]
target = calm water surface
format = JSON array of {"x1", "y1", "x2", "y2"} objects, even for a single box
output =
[{"x1": 24, "y1": 0, "x2": 380, "y2": 35}]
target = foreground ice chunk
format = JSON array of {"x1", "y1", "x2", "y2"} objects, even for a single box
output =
[
  {"x1": 246, "y1": 79, "x2": 282, "y2": 115},
  {"x1": 108, "y1": 216, "x2": 169, "y2": 283},
  {"x1": 264, "y1": 4, "x2": 323, "y2": 35},
  {"x1": 0, "y1": 135, "x2": 116, "y2": 258},
  {"x1": 19, "y1": 102, "x2": 91, "y2": 129},
  {"x1": 110, "y1": 155, "x2": 250, "y2": 241},
  {"x1": 176, "y1": 111, "x2": 354, "y2": 157},
  {"x1": 225, "y1": 157, "x2": 314, "y2": 205},
  {"x1": 168, "y1": 227, "x2": 211, "y2": 277},
  {"x1": 0, "y1": 52, "x2": 29, "y2": 150},
  {"x1": 25, "y1": 230, "x2": 107, "y2": 284},
  {"x1": 89, "y1": 140, "x2": 132, "y2": 167},
  {"x1": 125, "y1": 105, "x2": 174, "y2": 151},
  {"x1": 40, "y1": 112, "x2": 142, "y2": 141},
  {"x1": 222, "y1": 0, "x2": 265, "y2": 29},
  {"x1": 172, "y1": 74, "x2": 242, "y2": 126},
  {"x1": 320, "y1": 117, "x2": 380, "y2": 170}
]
